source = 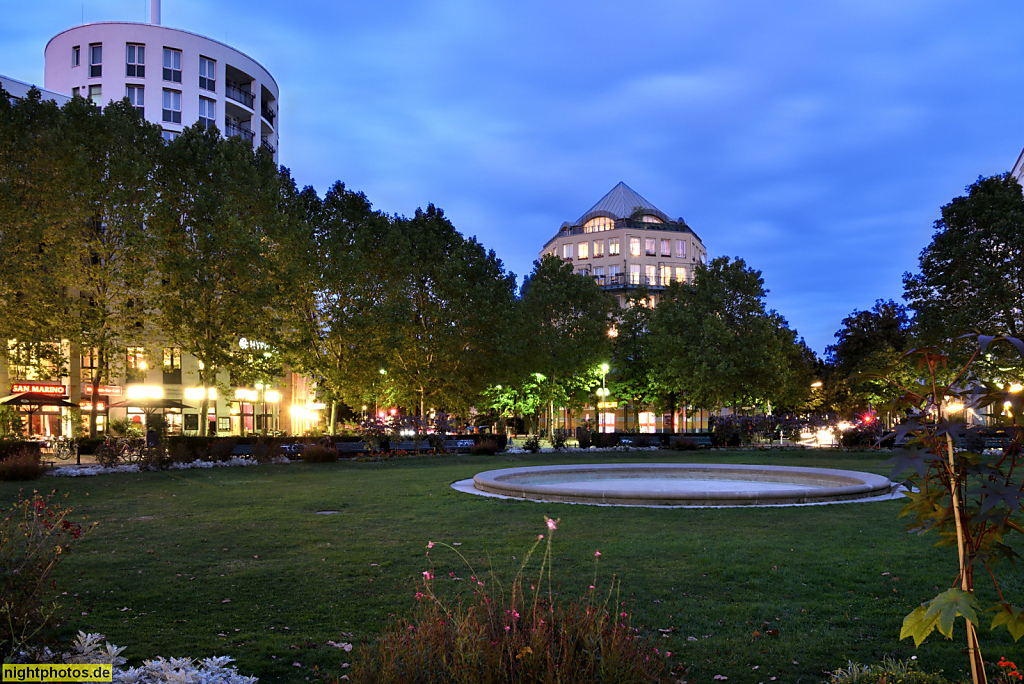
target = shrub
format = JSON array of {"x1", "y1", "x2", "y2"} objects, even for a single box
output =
[
  {"x1": 0, "y1": 450, "x2": 47, "y2": 481},
  {"x1": 301, "y1": 444, "x2": 339, "y2": 462},
  {"x1": 469, "y1": 438, "x2": 498, "y2": 455},
  {"x1": 551, "y1": 430, "x2": 568, "y2": 450},
  {"x1": 75, "y1": 438, "x2": 104, "y2": 456},
  {"x1": 350, "y1": 519, "x2": 678, "y2": 683},
  {"x1": 0, "y1": 440, "x2": 40, "y2": 461},
  {"x1": 0, "y1": 406, "x2": 25, "y2": 439},
  {"x1": 208, "y1": 437, "x2": 238, "y2": 462},
  {"x1": 828, "y1": 657, "x2": 953, "y2": 684},
  {"x1": 670, "y1": 436, "x2": 699, "y2": 451},
  {"x1": 1, "y1": 490, "x2": 95, "y2": 657},
  {"x1": 523, "y1": 435, "x2": 540, "y2": 453},
  {"x1": 253, "y1": 437, "x2": 282, "y2": 464},
  {"x1": 576, "y1": 431, "x2": 592, "y2": 449}
]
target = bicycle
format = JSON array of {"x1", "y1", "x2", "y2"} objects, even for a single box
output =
[
  {"x1": 95, "y1": 436, "x2": 144, "y2": 466},
  {"x1": 51, "y1": 436, "x2": 79, "y2": 462}
]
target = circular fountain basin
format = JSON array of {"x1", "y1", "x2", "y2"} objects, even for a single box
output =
[{"x1": 470, "y1": 463, "x2": 893, "y2": 507}]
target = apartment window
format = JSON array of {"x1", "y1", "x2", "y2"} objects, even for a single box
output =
[
  {"x1": 87, "y1": 84, "x2": 102, "y2": 105},
  {"x1": 645, "y1": 264, "x2": 656, "y2": 285},
  {"x1": 675, "y1": 240, "x2": 686, "y2": 258},
  {"x1": 608, "y1": 264, "x2": 620, "y2": 282},
  {"x1": 126, "y1": 85, "x2": 144, "y2": 116},
  {"x1": 629, "y1": 264, "x2": 641, "y2": 285},
  {"x1": 163, "y1": 48, "x2": 182, "y2": 82},
  {"x1": 562, "y1": 243, "x2": 574, "y2": 260},
  {"x1": 198, "y1": 97, "x2": 216, "y2": 129},
  {"x1": 645, "y1": 238, "x2": 656, "y2": 256},
  {"x1": 199, "y1": 56, "x2": 216, "y2": 91},
  {"x1": 161, "y1": 130, "x2": 179, "y2": 142},
  {"x1": 593, "y1": 266, "x2": 605, "y2": 285},
  {"x1": 126, "y1": 44, "x2": 145, "y2": 77},
  {"x1": 577, "y1": 242, "x2": 588, "y2": 260},
  {"x1": 89, "y1": 44, "x2": 102, "y2": 77},
  {"x1": 629, "y1": 237, "x2": 641, "y2": 257},
  {"x1": 660, "y1": 239, "x2": 671, "y2": 257},
  {"x1": 162, "y1": 89, "x2": 181, "y2": 123},
  {"x1": 675, "y1": 266, "x2": 686, "y2": 283},
  {"x1": 126, "y1": 346, "x2": 147, "y2": 383},
  {"x1": 609, "y1": 238, "x2": 620, "y2": 256},
  {"x1": 71, "y1": 86, "x2": 80, "y2": 97},
  {"x1": 81, "y1": 348, "x2": 102, "y2": 384},
  {"x1": 163, "y1": 347, "x2": 182, "y2": 384},
  {"x1": 593, "y1": 240, "x2": 604, "y2": 258},
  {"x1": 660, "y1": 265, "x2": 671, "y2": 286},
  {"x1": 72, "y1": 45, "x2": 80, "y2": 67}
]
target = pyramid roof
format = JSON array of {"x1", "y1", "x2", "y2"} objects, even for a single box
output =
[{"x1": 577, "y1": 182, "x2": 670, "y2": 224}]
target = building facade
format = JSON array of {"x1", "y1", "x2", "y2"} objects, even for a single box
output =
[
  {"x1": 540, "y1": 182, "x2": 706, "y2": 308},
  {"x1": 0, "y1": 5, "x2": 327, "y2": 439},
  {"x1": 43, "y1": 6, "x2": 278, "y2": 161},
  {"x1": 540, "y1": 183, "x2": 709, "y2": 434}
]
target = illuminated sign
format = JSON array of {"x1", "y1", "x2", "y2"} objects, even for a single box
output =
[
  {"x1": 11, "y1": 382, "x2": 66, "y2": 395},
  {"x1": 81, "y1": 385, "x2": 122, "y2": 396},
  {"x1": 80, "y1": 401, "x2": 107, "y2": 411},
  {"x1": 597, "y1": 401, "x2": 618, "y2": 409}
]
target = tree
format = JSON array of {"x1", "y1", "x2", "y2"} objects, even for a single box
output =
[
  {"x1": 649, "y1": 256, "x2": 793, "y2": 415},
  {"x1": 519, "y1": 255, "x2": 615, "y2": 435},
  {"x1": 904, "y1": 174, "x2": 1024, "y2": 366},
  {"x1": 149, "y1": 125, "x2": 292, "y2": 435},
  {"x1": 56, "y1": 97, "x2": 163, "y2": 436},
  {"x1": 608, "y1": 290, "x2": 654, "y2": 432},
  {"x1": 0, "y1": 88, "x2": 75, "y2": 392}
]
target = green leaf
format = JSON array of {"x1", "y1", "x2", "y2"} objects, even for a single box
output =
[
  {"x1": 901, "y1": 604, "x2": 941, "y2": 647},
  {"x1": 990, "y1": 603, "x2": 1024, "y2": 641}
]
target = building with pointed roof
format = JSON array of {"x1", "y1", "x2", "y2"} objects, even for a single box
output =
[{"x1": 540, "y1": 182, "x2": 707, "y2": 307}]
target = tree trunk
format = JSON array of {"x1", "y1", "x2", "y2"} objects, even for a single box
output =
[
  {"x1": 329, "y1": 402, "x2": 338, "y2": 436},
  {"x1": 88, "y1": 348, "x2": 104, "y2": 439}
]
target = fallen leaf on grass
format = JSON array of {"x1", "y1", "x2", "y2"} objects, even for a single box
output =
[{"x1": 222, "y1": 599, "x2": 231, "y2": 603}]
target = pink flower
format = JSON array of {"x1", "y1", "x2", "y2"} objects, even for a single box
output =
[
  {"x1": 423, "y1": 571, "x2": 433, "y2": 580},
  {"x1": 545, "y1": 517, "x2": 557, "y2": 531},
  {"x1": 426, "y1": 541, "x2": 434, "y2": 549},
  {"x1": 594, "y1": 550, "x2": 601, "y2": 557},
  {"x1": 537, "y1": 534, "x2": 544, "y2": 540},
  {"x1": 589, "y1": 585, "x2": 595, "y2": 589}
]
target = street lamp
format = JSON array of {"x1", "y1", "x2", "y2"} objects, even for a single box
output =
[{"x1": 596, "y1": 363, "x2": 611, "y2": 433}]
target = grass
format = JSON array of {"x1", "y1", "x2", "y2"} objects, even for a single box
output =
[{"x1": 1, "y1": 449, "x2": 1018, "y2": 683}]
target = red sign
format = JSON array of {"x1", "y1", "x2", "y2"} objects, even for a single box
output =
[
  {"x1": 11, "y1": 382, "x2": 66, "y2": 395},
  {"x1": 81, "y1": 385, "x2": 122, "y2": 396}
]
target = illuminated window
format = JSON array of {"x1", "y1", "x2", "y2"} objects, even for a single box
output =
[
  {"x1": 629, "y1": 238, "x2": 640, "y2": 257},
  {"x1": 126, "y1": 44, "x2": 145, "y2": 78},
  {"x1": 645, "y1": 264, "x2": 656, "y2": 285},
  {"x1": 72, "y1": 46, "x2": 80, "y2": 67},
  {"x1": 584, "y1": 216, "x2": 614, "y2": 233},
  {"x1": 577, "y1": 242, "x2": 588, "y2": 260},
  {"x1": 609, "y1": 238, "x2": 620, "y2": 256},
  {"x1": 659, "y1": 265, "x2": 671, "y2": 286},
  {"x1": 645, "y1": 238, "x2": 656, "y2": 256},
  {"x1": 199, "y1": 97, "x2": 216, "y2": 129},
  {"x1": 675, "y1": 240, "x2": 686, "y2": 258},
  {"x1": 199, "y1": 56, "x2": 216, "y2": 92},
  {"x1": 126, "y1": 85, "x2": 144, "y2": 116},
  {"x1": 562, "y1": 243, "x2": 574, "y2": 260},
  {"x1": 81, "y1": 347, "x2": 103, "y2": 384},
  {"x1": 89, "y1": 44, "x2": 102, "y2": 77},
  {"x1": 675, "y1": 266, "x2": 686, "y2": 282},
  {"x1": 163, "y1": 48, "x2": 182, "y2": 83},
  {"x1": 87, "y1": 84, "x2": 102, "y2": 105},
  {"x1": 639, "y1": 411, "x2": 657, "y2": 432},
  {"x1": 629, "y1": 264, "x2": 641, "y2": 285},
  {"x1": 162, "y1": 89, "x2": 181, "y2": 123},
  {"x1": 660, "y1": 239, "x2": 671, "y2": 257},
  {"x1": 593, "y1": 266, "x2": 604, "y2": 285},
  {"x1": 608, "y1": 264, "x2": 620, "y2": 283},
  {"x1": 163, "y1": 348, "x2": 181, "y2": 370},
  {"x1": 126, "y1": 347, "x2": 147, "y2": 382},
  {"x1": 641, "y1": 215, "x2": 663, "y2": 224},
  {"x1": 593, "y1": 240, "x2": 604, "y2": 258}
]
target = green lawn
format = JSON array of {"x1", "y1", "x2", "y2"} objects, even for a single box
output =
[{"x1": 2, "y1": 449, "x2": 1018, "y2": 683}]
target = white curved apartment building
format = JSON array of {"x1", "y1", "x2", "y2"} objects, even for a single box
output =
[{"x1": 43, "y1": 11, "x2": 278, "y2": 161}]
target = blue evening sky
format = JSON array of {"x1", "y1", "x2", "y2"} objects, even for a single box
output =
[{"x1": 3, "y1": 0, "x2": 1024, "y2": 354}]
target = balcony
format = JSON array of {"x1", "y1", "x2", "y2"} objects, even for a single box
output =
[
  {"x1": 225, "y1": 81, "x2": 254, "y2": 108},
  {"x1": 225, "y1": 121, "x2": 254, "y2": 142},
  {"x1": 261, "y1": 103, "x2": 275, "y2": 126},
  {"x1": 591, "y1": 273, "x2": 674, "y2": 290},
  {"x1": 260, "y1": 138, "x2": 276, "y2": 155}
]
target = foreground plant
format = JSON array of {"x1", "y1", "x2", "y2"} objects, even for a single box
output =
[
  {"x1": 874, "y1": 334, "x2": 1024, "y2": 684},
  {"x1": 350, "y1": 517, "x2": 678, "y2": 683},
  {"x1": 1, "y1": 489, "x2": 96, "y2": 657}
]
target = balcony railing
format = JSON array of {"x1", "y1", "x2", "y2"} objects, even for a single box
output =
[
  {"x1": 589, "y1": 273, "x2": 680, "y2": 290},
  {"x1": 225, "y1": 121, "x2": 254, "y2": 142},
  {"x1": 261, "y1": 138, "x2": 276, "y2": 155},
  {"x1": 261, "y1": 104, "x2": 276, "y2": 126},
  {"x1": 225, "y1": 81, "x2": 254, "y2": 108}
]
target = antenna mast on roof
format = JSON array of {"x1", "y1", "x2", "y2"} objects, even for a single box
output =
[{"x1": 151, "y1": 0, "x2": 161, "y2": 25}]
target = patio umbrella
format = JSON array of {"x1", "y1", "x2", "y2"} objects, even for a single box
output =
[
  {"x1": 106, "y1": 397, "x2": 195, "y2": 415},
  {"x1": 0, "y1": 392, "x2": 79, "y2": 436}
]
